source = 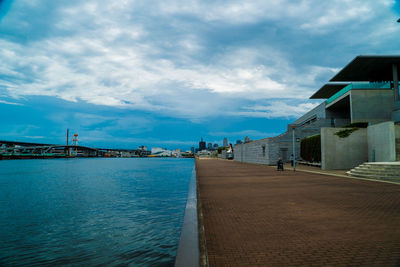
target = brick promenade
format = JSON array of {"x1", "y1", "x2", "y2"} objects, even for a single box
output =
[{"x1": 196, "y1": 159, "x2": 400, "y2": 267}]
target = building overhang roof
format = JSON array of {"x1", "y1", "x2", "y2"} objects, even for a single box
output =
[
  {"x1": 310, "y1": 83, "x2": 349, "y2": 99},
  {"x1": 330, "y1": 55, "x2": 400, "y2": 82}
]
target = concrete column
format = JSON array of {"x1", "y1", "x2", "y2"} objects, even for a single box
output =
[
  {"x1": 393, "y1": 64, "x2": 399, "y2": 102},
  {"x1": 292, "y1": 127, "x2": 296, "y2": 170},
  {"x1": 392, "y1": 64, "x2": 400, "y2": 123}
]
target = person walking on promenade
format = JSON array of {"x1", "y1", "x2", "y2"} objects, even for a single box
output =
[
  {"x1": 277, "y1": 158, "x2": 284, "y2": 171},
  {"x1": 227, "y1": 143, "x2": 233, "y2": 159}
]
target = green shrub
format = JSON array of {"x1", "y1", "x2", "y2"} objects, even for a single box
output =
[
  {"x1": 334, "y1": 122, "x2": 367, "y2": 138},
  {"x1": 300, "y1": 134, "x2": 321, "y2": 162},
  {"x1": 341, "y1": 122, "x2": 368, "y2": 128},
  {"x1": 334, "y1": 128, "x2": 358, "y2": 138}
]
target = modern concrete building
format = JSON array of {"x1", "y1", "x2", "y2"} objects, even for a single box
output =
[
  {"x1": 318, "y1": 55, "x2": 400, "y2": 169},
  {"x1": 329, "y1": 55, "x2": 400, "y2": 124},
  {"x1": 310, "y1": 82, "x2": 393, "y2": 125},
  {"x1": 234, "y1": 89, "x2": 357, "y2": 165},
  {"x1": 234, "y1": 55, "x2": 400, "y2": 169},
  {"x1": 320, "y1": 121, "x2": 400, "y2": 170}
]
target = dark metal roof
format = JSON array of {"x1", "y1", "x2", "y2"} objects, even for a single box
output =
[
  {"x1": 330, "y1": 55, "x2": 400, "y2": 82},
  {"x1": 310, "y1": 83, "x2": 349, "y2": 99}
]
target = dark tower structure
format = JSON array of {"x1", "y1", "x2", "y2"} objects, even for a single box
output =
[{"x1": 199, "y1": 138, "x2": 206, "y2": 151}]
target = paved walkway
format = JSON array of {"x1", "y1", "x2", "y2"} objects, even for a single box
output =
[
  {"x1": 196, "y1": 159, "x2": 400, "y2": 267},
  {"x1": 294, "y1": 164, "x2": 349, "y2": 177}
]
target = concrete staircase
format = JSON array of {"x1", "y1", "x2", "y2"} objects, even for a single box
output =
[{"x1": 347, "y1": 162, "x2": 400, "y2": 181}]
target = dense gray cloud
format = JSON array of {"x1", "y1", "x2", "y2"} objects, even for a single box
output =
[{"x1": 0, "y1": 0, "x2": 400, "y2": 119}]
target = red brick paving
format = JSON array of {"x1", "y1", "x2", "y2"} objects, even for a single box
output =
[{"x1": 196, "y1": 159, "x2": 400, "y2": 267}]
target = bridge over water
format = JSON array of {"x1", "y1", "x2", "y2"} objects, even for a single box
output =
[{"x1": 0, "y1": 140, "x2": 145, "y2": 159}]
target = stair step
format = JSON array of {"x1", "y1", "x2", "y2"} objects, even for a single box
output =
[
  {"x1": 360, "y1": 166, "x2": 400, "y2": 170},
  {"x1": 351, "y1": 168, "x2": 400, "y2": 174},
  {"x1": 351, "y1": 167, "x2": 400, "y2": 173},
  {"x1": 353, "y1": 165, "x2": 400, "y2": 171},
  {"x1": 347, "y1": 162, "x2": 400, "y2": 180},
  {"x1": 363, "y1": 163, "x2": 400, "y2": 167},
  {"x1": 349, "y1": 170, "x2": 400, "y2": 178},
  {"x1": 353, "y1": 168, "x2": 400, "y2": 175},
  {"x1": 349, "y1": 172, "x2": 400, "y2": 181}
]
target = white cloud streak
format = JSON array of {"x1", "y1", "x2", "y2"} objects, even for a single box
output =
[
  {"x1": 229, "y1": 101, "x2": 320, "y2": 119},
  {"x1": 0, "y1": 99, "x2": 23, "y2": 106},
  {"x1": 209, "y1": 130, "x2": 280, "y2": 138}
]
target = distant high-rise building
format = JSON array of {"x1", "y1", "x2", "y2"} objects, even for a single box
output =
[
  {"x1": 223, "y1": 137, "x2": 228, "y2": 147},
  {"x1": 236, "y1": 140, "x2": 243, "y2": 145},
  {"x1": 208, "y1": 143, "x2": 213, "y2": 150},
  {"x1": 213, "y1": 143, "x2": 219, "y2": 148},
  {"x1": 199, "y1": 138, "x2": 206, "y2": 151},
  {"x1": 191, "y1": 147, "x2": 195, "y2": 153},
  {"x1": 244, "y1": 136, "x2": 251, "y2": 143}
]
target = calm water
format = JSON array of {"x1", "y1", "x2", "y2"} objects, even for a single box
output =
[{"x1": 0, "y1": 158, "x2": 194, "y2": 266}]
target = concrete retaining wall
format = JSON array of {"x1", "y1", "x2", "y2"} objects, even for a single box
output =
[
  {"x1": 234, "y1": 121, "x2": 322, "y2": 165},
  {"x1": 175, "y1": 166, "x2": 199, "y2": 267},
  {"x1": 234, "y1": 139, "x2": 271, "y2": 165},
  {"x1": 350, "y1": 90, "x2": 393, "y2": 124},
  {"x1": 321, "y1": 127, "x2": 368, "y2": 170},
  {"x1": 367, "y1": 121, "x2": 397, "y2": 162}
]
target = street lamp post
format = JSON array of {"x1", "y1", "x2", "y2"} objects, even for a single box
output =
[{"x1": 292, "y1": 126, "x2": 296, "y2": 171}]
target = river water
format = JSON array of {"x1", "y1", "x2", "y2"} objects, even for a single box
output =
[{"x1": 0, "y1": 158, "x2": 194, "y2": 266}]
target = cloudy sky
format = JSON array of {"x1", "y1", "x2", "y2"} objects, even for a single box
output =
[{"x1": 1, "y1": 0, "x2": 399, "y2": 149}]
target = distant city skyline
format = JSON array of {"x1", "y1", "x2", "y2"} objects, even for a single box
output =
[{"x1": 0, "y1": 1, "x2": 399, "y2": 150}]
